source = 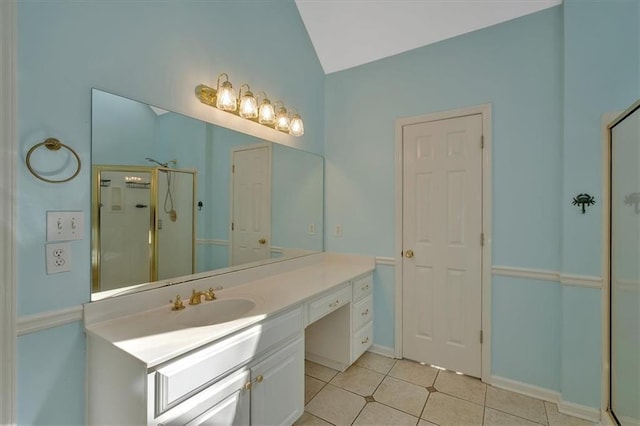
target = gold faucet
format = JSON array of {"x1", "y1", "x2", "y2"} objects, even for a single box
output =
[{"x1": 189, "y1": 288, "x2": 217, "y2": 305}]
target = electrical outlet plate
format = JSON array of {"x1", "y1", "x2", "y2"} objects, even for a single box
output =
[
  {"x1": 335, "y1": 224, "x2": 343, "y2": 237},
  {"x1": 46, "y1": 211, "x2": 84, "y2": 241},
  {"x1": 45, "y1": 242, "x2": 71, "y2": 274}
]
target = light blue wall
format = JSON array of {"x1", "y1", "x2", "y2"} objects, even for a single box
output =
[
  {"x1": 325, "y1": 5, "x2": 564, "y2": 382},
  {"x1": 560, "y1": 0, "x2": 640, "y2": 407},
  {"x1": 17, "y1": 1, "x2": 324, "y2": 424},
  {"x1": 491, "y1": 277, "x2": 561, "y2": 391},
  {"x1": 324, "y1": 1, "x2": 639, "y2": 410}
]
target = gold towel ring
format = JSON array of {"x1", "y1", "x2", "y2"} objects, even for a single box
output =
[{"x1": 26, "y1": 138, "x2": 81, "y2": 184}]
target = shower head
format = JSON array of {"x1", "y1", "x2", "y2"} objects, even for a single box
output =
[{"x1": 145, "y1": 157, "x2": 177, "y2": 168}]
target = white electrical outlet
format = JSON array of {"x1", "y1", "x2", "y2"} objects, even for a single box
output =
[
  {"x1": 308, "y1": 223, "x2": 316, "y2": 235},
  {"x1": 45, "y1": 242, "x2": 71, "y2": 274},
  {"x1": 335, "y1": 224, "x2": 343, "y2": 237},
  {"x1": 46, "y1": 211, "x2": 84, "y2": 241}
]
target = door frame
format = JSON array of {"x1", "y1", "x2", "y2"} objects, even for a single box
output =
[
  {"x1": 600, "y1": 106, "x2": 635, "y2": 424},
  {"x1": 0, "y1": 0, "x2": 17, "y2": 422},
  {"x1": 394, "y1": 104, "x2": 492, "y2": 382},
  {"x1": 229, "y1": 142, "x2": 272, "y2": 266}
]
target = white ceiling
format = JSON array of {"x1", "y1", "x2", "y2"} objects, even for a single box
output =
[{"x1": 295, "y1": 0, "x2": 562, "y2": 74}]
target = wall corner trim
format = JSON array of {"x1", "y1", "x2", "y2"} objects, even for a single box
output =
[
  {"x1": 0, "y1": 0, "x2": 17, "y2": 423},
  {"x1": 17, "y1": 306, "x2": 84, "y2": 336}
]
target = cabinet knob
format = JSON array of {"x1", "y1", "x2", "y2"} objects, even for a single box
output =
[
  {"x1": 361, "y1": 309, "x2": 369, "y2": 316},
  {"x1": 258, "y1": 238, "x2": 267, "y2": 245},
  {"x1": 243, "y1": 382, "x2": 253, "y2": 391},
  {"x1": 255, "y1": 375, "x2": 264, "y2": 383},
  {"x1": 361, "y1": 337, "x2": 370, "y2": 345},
  {"x1": 405, "y1": 249, "x2": 414, "y2": 258}
]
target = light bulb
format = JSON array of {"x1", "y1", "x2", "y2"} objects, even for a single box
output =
[
  {"x1": 275, "y1": 107, "x2": 290, "y2": 132},
  {"x1": 216, "y1": 80, "x2": 237, "y2": 111},
  {"x1": 289, "y1": 114, "x2": 304, "y2": 136},
  {"x1": 259, "y1": 100, "x2": 276, "y2": 125},
  {"x1": 239, "y1": 90, "x2": 258, "y2": 119}
]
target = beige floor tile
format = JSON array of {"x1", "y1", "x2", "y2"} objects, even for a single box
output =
[
  {"x1": 434, "y1": 370, "x2": 486, "y2": 405},
  {"x1": 389, "y1": 359, "x2": 439, "y2": 387},
  {"x1": 354, "y1": 351, "x2": 397, "y2": 375},
  {"x1": 293, "y1": 411, "x2": 333, "y2": 425},
  {"x1": 330, "y1": 365, "x2": 385, "y2": 396},
  {"x1": 544, "y1": 401, "x2": 596, "y2": 426},
  {"x1": 305, "y1": 375, "x2": 326, "y2": 405},
  {"x1": 421, "y1": 392, "x2": 484, "y2": 426},
  {"x1": 486, "y1": 386, "x2": 547, "y2": 425},
  {"x1": 353, "y1": 402, "x2": 420, "y2": 426},
  {"x1": 484, "y1": 407, "x2": 546, "y2": 426},
  {"x1": 418, "y1": 420, "x2": 438, "y2": 426},
  {"x1": 305, "y1": 360, "x2": 339, "y2": 382},
  {"x1": 305, "y1": 384, "x2": 366, "y2": 426},
  {"x1": 373, "y1": 376, "x2": 429, "y2": 417}
]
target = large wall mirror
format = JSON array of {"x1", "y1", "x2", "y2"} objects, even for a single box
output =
[{"x1": 91, "y1": 89, "x2": 323, "y2": 300}]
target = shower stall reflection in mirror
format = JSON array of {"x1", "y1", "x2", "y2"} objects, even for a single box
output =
[
  {"x1": 91, "y1": 165, "x2": 196, "y2": 293},
  {"x1": 608, "y1": 100, "x2": 640, "y2": 426}
]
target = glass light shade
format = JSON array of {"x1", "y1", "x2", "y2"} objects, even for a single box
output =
[
  {"x1": 259, "y1": 101, "x2": 276, "y2": 125},
  {"x1": 239, "y1": 91, "x2": 258, "y2": 119},
  {"x1": 216, "y1": 81, "x2": 237, "y2": 111},
  {"x1": 275, "y1": 107, "x2": 290, "y2": 132},
  {"x1": 289, "y1": 114, "x2": 304, "y2": 136}
]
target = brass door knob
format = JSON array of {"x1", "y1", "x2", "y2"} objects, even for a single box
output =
[
  {"x1": 258, "y1": 238, "x2": 267, "y2": 245},
  {"x1": 405, "y1": 249, "x2": 414, "y2": 258}
]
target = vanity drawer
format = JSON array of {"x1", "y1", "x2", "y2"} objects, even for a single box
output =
[
  {"x1": 352, "y1": 274, "x2": 373, "y2": 302},
  {"x1": 307, "y1": 284, "x2": 351, "y2": 325},
  {"x1": 158, "y1": 368, "x2": 250, "y2": 425},
  {"x1": 352, "y1": 295, "x2": 373, "y2": 331},
  {"x1": 352, "y1": 321, "x2": 373, "y2": 362},
  {"x1": 154, "y1": 306, "x2": 302, "y2": 415}
]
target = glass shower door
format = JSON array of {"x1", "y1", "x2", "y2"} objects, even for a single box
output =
[{"x1": 610, "y1": 104, "x2": 640, "y2": 425}]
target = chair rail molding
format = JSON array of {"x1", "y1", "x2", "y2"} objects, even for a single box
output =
[
  {"x1": 491, "y1": 265, "x2": 602, "y2": 289},
  {"x1": 0, "y1": 0, "x2": 17, "y2": 423},
  {"x1": 17, "y1": 306, "x2": 84, "y2": 336}
]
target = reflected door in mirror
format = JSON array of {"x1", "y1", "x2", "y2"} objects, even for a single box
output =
[{"x1": 231, "y1": 144, "x2": 271, "y2": 266}]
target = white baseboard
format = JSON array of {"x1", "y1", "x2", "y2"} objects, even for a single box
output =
[
  {"x1": 305, "y1": 352, "x2": 348, "y2": 372},
  {"x1": 491, "y1": 375, "x2": 560, "y2": 403},
  {"x1": 491, "y1": 375, "x2": 601, "y2": 423},
  {"x1": 368, "y1": 344, "x2": 396, "y2": 359},
  {"x1": 558, "y1": 398, "x2": 601, "y2": 422},
  {"x1": 17, "y1": 305, "x2": 83, "y2": 335}
]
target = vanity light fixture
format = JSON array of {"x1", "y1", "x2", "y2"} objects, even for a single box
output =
[
  {"x1": 215, "y1": 73, "x2": 237, "y2": 111},
  {"x1": 257, "y1": 92, "x2": 276, "y2": 125},
  {"x1": 289, "y1": 110, "x2": 304, "y2": 137},
  {"x1": 195, "y1": 73, "x2": 304, "y2": 137},
  {"x1": 274, "y1": 101, "x2": 290, "y2": 132},
  {"x1": 238, "y1": 84, "x2": 258, "y2": 119}
]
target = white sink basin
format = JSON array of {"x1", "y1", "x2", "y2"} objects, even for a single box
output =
[{"x1": 174, "y1": 298, "x2": 256, "y2": 327}]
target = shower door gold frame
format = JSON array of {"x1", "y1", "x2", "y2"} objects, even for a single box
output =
[
  {"x1": 92, "y1": 165, "x2": 158, "y2": 293},
  {"x1": 92, "y1": 165, "x2": 197, "y2": 294}
]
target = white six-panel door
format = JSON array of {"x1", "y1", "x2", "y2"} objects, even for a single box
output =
[
  {"x1": 402, "y1": 113, "x2": 483, "y2": 377},
  {"x1": 230, "y1": 145, "x2": 271, "y2": 266}
]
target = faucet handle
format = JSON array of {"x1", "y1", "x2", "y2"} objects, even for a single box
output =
[
  {"x1": 170, "y1": 295, "x2": 185, "y2": 311},
  {"x1": 204, "y1": 288, "x2": 217, "y2": 301}
]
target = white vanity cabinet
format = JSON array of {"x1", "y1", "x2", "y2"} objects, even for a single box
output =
[
  {"x1": 305, "y1": 272, "x2": 374, "y2": 371},
  {"x1": 87, "y1": 306, "x2": 303, "y2": 425}
]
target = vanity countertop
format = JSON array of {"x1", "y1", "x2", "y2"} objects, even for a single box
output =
[{"x1": 84, "y1": 253, "x2": 375, "y2": 368}]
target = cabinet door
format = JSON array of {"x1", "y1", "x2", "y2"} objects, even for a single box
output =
[{"x1": 250, "y1": 337, "x2": 304, "y2": 426}]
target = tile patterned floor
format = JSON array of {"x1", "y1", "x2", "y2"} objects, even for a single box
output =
[{"x1": 295, "y1": 353, "x2": 597, "y2": 426}]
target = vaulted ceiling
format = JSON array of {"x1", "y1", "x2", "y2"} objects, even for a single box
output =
[{"x1": 295, "y1": 0, "x2": 562, "y2": 74}]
